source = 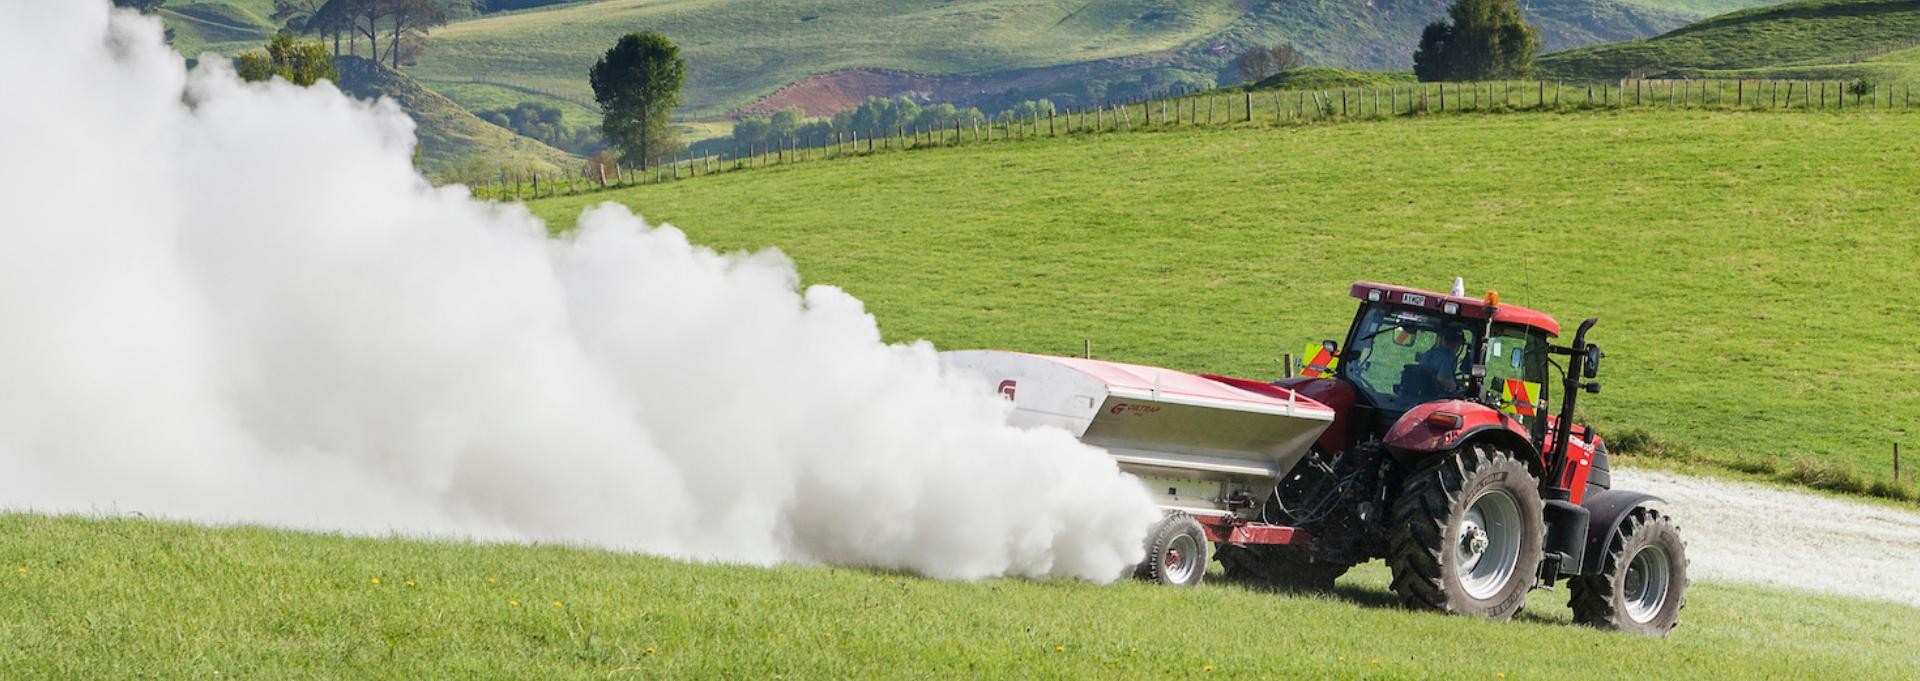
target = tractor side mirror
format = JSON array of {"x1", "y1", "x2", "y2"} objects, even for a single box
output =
[{"x1": 1584, "y1": 344, "x2": 1603, "y2": 379}]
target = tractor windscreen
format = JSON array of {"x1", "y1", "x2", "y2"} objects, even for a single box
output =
[{"x1": 1342, "y1": 305, "x2": 1483, "y2": 412}]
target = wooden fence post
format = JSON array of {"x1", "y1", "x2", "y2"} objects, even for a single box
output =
[
  {"x1": 1439, "y1": 83, "x2": 1446, "y2": 111},
  {"x1": 1245, "y1": 91, "x2": 1253, "y2": 122}
]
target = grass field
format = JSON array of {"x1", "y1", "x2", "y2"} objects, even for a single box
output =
[
  {"x1": 523, "y1": 110, "x2": 1920, "y2": 494},
  {"x1": 4, "y1": 513, "x2": 1915, "y2": 677},
  {"x1": 1541, "y1": 0, "x2": 1920, "y2": 81}
]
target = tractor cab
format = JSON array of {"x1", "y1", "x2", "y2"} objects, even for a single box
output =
[{"x1": 1334, "y1": 282, "x2": 1561, "y2": 442}]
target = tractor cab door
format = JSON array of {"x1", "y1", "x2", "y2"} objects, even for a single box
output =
[{"x1": 1482, "y1": 324, "x2": 1550, "y2": 432}]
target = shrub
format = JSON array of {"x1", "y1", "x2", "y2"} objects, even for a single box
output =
[
  {"x1": 1867, "y1": 479, "x2": 1917, "y2": 503},
  {"x1": 1725, "y1": 457, "x2": 1776, "y2": 476},
  {"x1": 1779, "y1": 457, "x2": 1871, "y2": 496},
  {"x1": 1606, "y1": 427, "x2": 1693, "y2": 460}
]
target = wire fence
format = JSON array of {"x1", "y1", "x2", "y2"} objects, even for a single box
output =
[{"x1": 466, "y1": 78, "x2": 1919, "y2": 201}]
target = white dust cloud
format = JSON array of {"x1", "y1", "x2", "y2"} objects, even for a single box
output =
[{"x1": 0, "y1": 1, "x2": 1159, "y2": 581}]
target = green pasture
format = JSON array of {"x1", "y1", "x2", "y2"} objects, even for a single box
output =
[{"x1": 525, "y1": 110, "x2": 1920, "y2": 494}]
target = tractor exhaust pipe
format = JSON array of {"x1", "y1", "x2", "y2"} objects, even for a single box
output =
[{"x1": 1547, "y1": 317, "x2": 1600, "y2": 492}]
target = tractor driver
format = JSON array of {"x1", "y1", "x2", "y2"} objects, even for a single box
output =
[{"x1": 1415, "y1": 327, "x2": 1470, "y2": 396}]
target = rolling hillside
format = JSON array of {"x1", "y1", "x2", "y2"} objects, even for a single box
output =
[
  {"x1": 1540, "y1": 0, "x2": 1920, "y2": 80},
  {"x1": 407, "y1": 0, "x2": 1785, "y2": 122},
  {"x1": 331, "y1": 56, "x2": 579, "y2": 177}
]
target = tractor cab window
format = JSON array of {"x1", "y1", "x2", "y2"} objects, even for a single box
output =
[
  {"x1": 1340, "y1": 306, "x2": 1482, "y2": 413},
  {"x1": 1483, "y1": 325, "x2": 1550, "y2": 424}
]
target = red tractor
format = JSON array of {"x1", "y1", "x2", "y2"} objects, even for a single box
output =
[
  {"x1": 1223, "y1": 281, "x2": 1688, "y2": 634},
  {"x1": 945, "y1": 281, "x2": 1687, "y2": 634}
]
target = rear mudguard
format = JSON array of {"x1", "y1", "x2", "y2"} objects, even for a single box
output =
[
  {"x1": 1383, "y1": 400, "x2": 1540, "y2": 472},
  {"x1": 1578, "y1": 489, "x2": 1663, "y2": 576}
]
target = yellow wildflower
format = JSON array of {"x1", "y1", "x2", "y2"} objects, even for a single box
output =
[
  {"x1": 369, "y1": 577, "x2": 381, "y2": 586},
  {"x1": 1054, "y1": 645, "x2": 1064, "y2": 653},
  {"x1": 1203, "y1": 665, "x2": 1214, "y2": 672},
  {"x1": 644, "y1": 647, "x2": 657, "y2": 655},
  {"x1": 15, "y1": 566, "x2": 24, "y2": 574},
  {"x1": 509, "y1": 599, "x2": 521, "y2": 607},
  {"x1": 553, "y1": 600, "x2": 564, "y2": 608},
  {"x1": 405, "y1": 580, "x2": 416, "y2": 588},
  {"x1": 487, "y1": 577, "x2": 497, "y2": 584}
]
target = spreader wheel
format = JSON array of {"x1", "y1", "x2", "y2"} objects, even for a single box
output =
[
  {"x1": 1136, "y1": 512, "x2": 1208, "y2": 587},
  {"x1": 1570, "y1": 508, "x2": 1689, "y2": 636},
  {"x1": 1388, "y1": 443, "x2": 1545, "y2": 619}
]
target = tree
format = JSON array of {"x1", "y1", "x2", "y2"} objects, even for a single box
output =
[
  {"x1": 1412, "y1": 0, "x2": 1538, "y2": 82},
  {"x1": 1236, "y1": 43, "x2": 1304, "y2": 83},
  {"x1": 382, "y1": 0, "x2": 447, "y2": 69},
  {"x1": 236, "y1": 33, "x2": 339, "y2": 86},
  {"x1": 1237, "y1": 49, "x2": 1274, "y2": 83},
  {"x1": 589, "y1": 32, "x2": 685, "y2": 170},
  {"x1": 310, "y1": 0, "x2": 378, "y2": 59}
]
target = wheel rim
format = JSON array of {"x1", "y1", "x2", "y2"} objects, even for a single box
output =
[
  {"x1": 1455, "y1": 488, "x2": 1522, "y2": 600},
  {"x1": 1622, "y1": 544, "x2": 1671, "y2": 623},
  {"x1": 1164, "y1": 533, "x2": 1202, "y2": 584}
]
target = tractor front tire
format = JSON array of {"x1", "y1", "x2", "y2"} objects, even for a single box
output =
[
  {"x1": 1217, "y1": 544, "x2": 1348, "y2": 591},
  {"x1": 1388, "y1": 443, "x2": 1545, "y2": 619},
  {"x1": 1570, "y1": 508, "x2": 1689, "y2": 636},
  {"x1": 1136, "y1": 512, "x2": 1208, "y2": 587}
]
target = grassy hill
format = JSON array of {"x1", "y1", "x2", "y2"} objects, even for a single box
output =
[
  {"x1": 160, "y1": 1, "x2": 275, "y2": 58},
  {"x1": 331, "y1": 56, "x2": 580, "y2": 178},
  {"x1": 5, "y1": 512, "x2": 1917, "y2": 677},
  {"x1": 410, "y1": 0, "x2": 1244, "y2": 119},
  {"x1": 524, "y1": 110, "x2": 1920, "y2": 496},
  {"x1": 1246, "y1": 67, "x2": 1418, "y2": 91},
  {"x1": 1541, "y1": 0, "x2": 1920, "y2": 81},
  {"x1": 407, "y1": 0, "x2": 1782, "y2": 123}
]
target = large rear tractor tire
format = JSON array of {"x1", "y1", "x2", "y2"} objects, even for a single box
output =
[
  {"x1": 1136, "y1": 512, "x2": 1208, "y2": 587},
  {"x1": 1570, "y1": 508, "x2": 1689, "y2": 636},
  {"x1": 1388, "y1": 443, "x2": 1545, "y2": 619},
  {"x1": 1217, "y1": 544, "x2": 1349, "y2": 591}
]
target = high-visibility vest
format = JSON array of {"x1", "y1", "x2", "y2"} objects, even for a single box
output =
[
  {"x1": 1501, "y1": 378, "x2": 1542, "y2": 417},
  {"x1": 1300, "y1": 343, "x2": 1339, "y2": 378}
]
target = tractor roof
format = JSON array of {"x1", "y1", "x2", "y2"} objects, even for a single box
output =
[{"x1": 1349, "y1": 281, "x2": 1561, "y2": 337}]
